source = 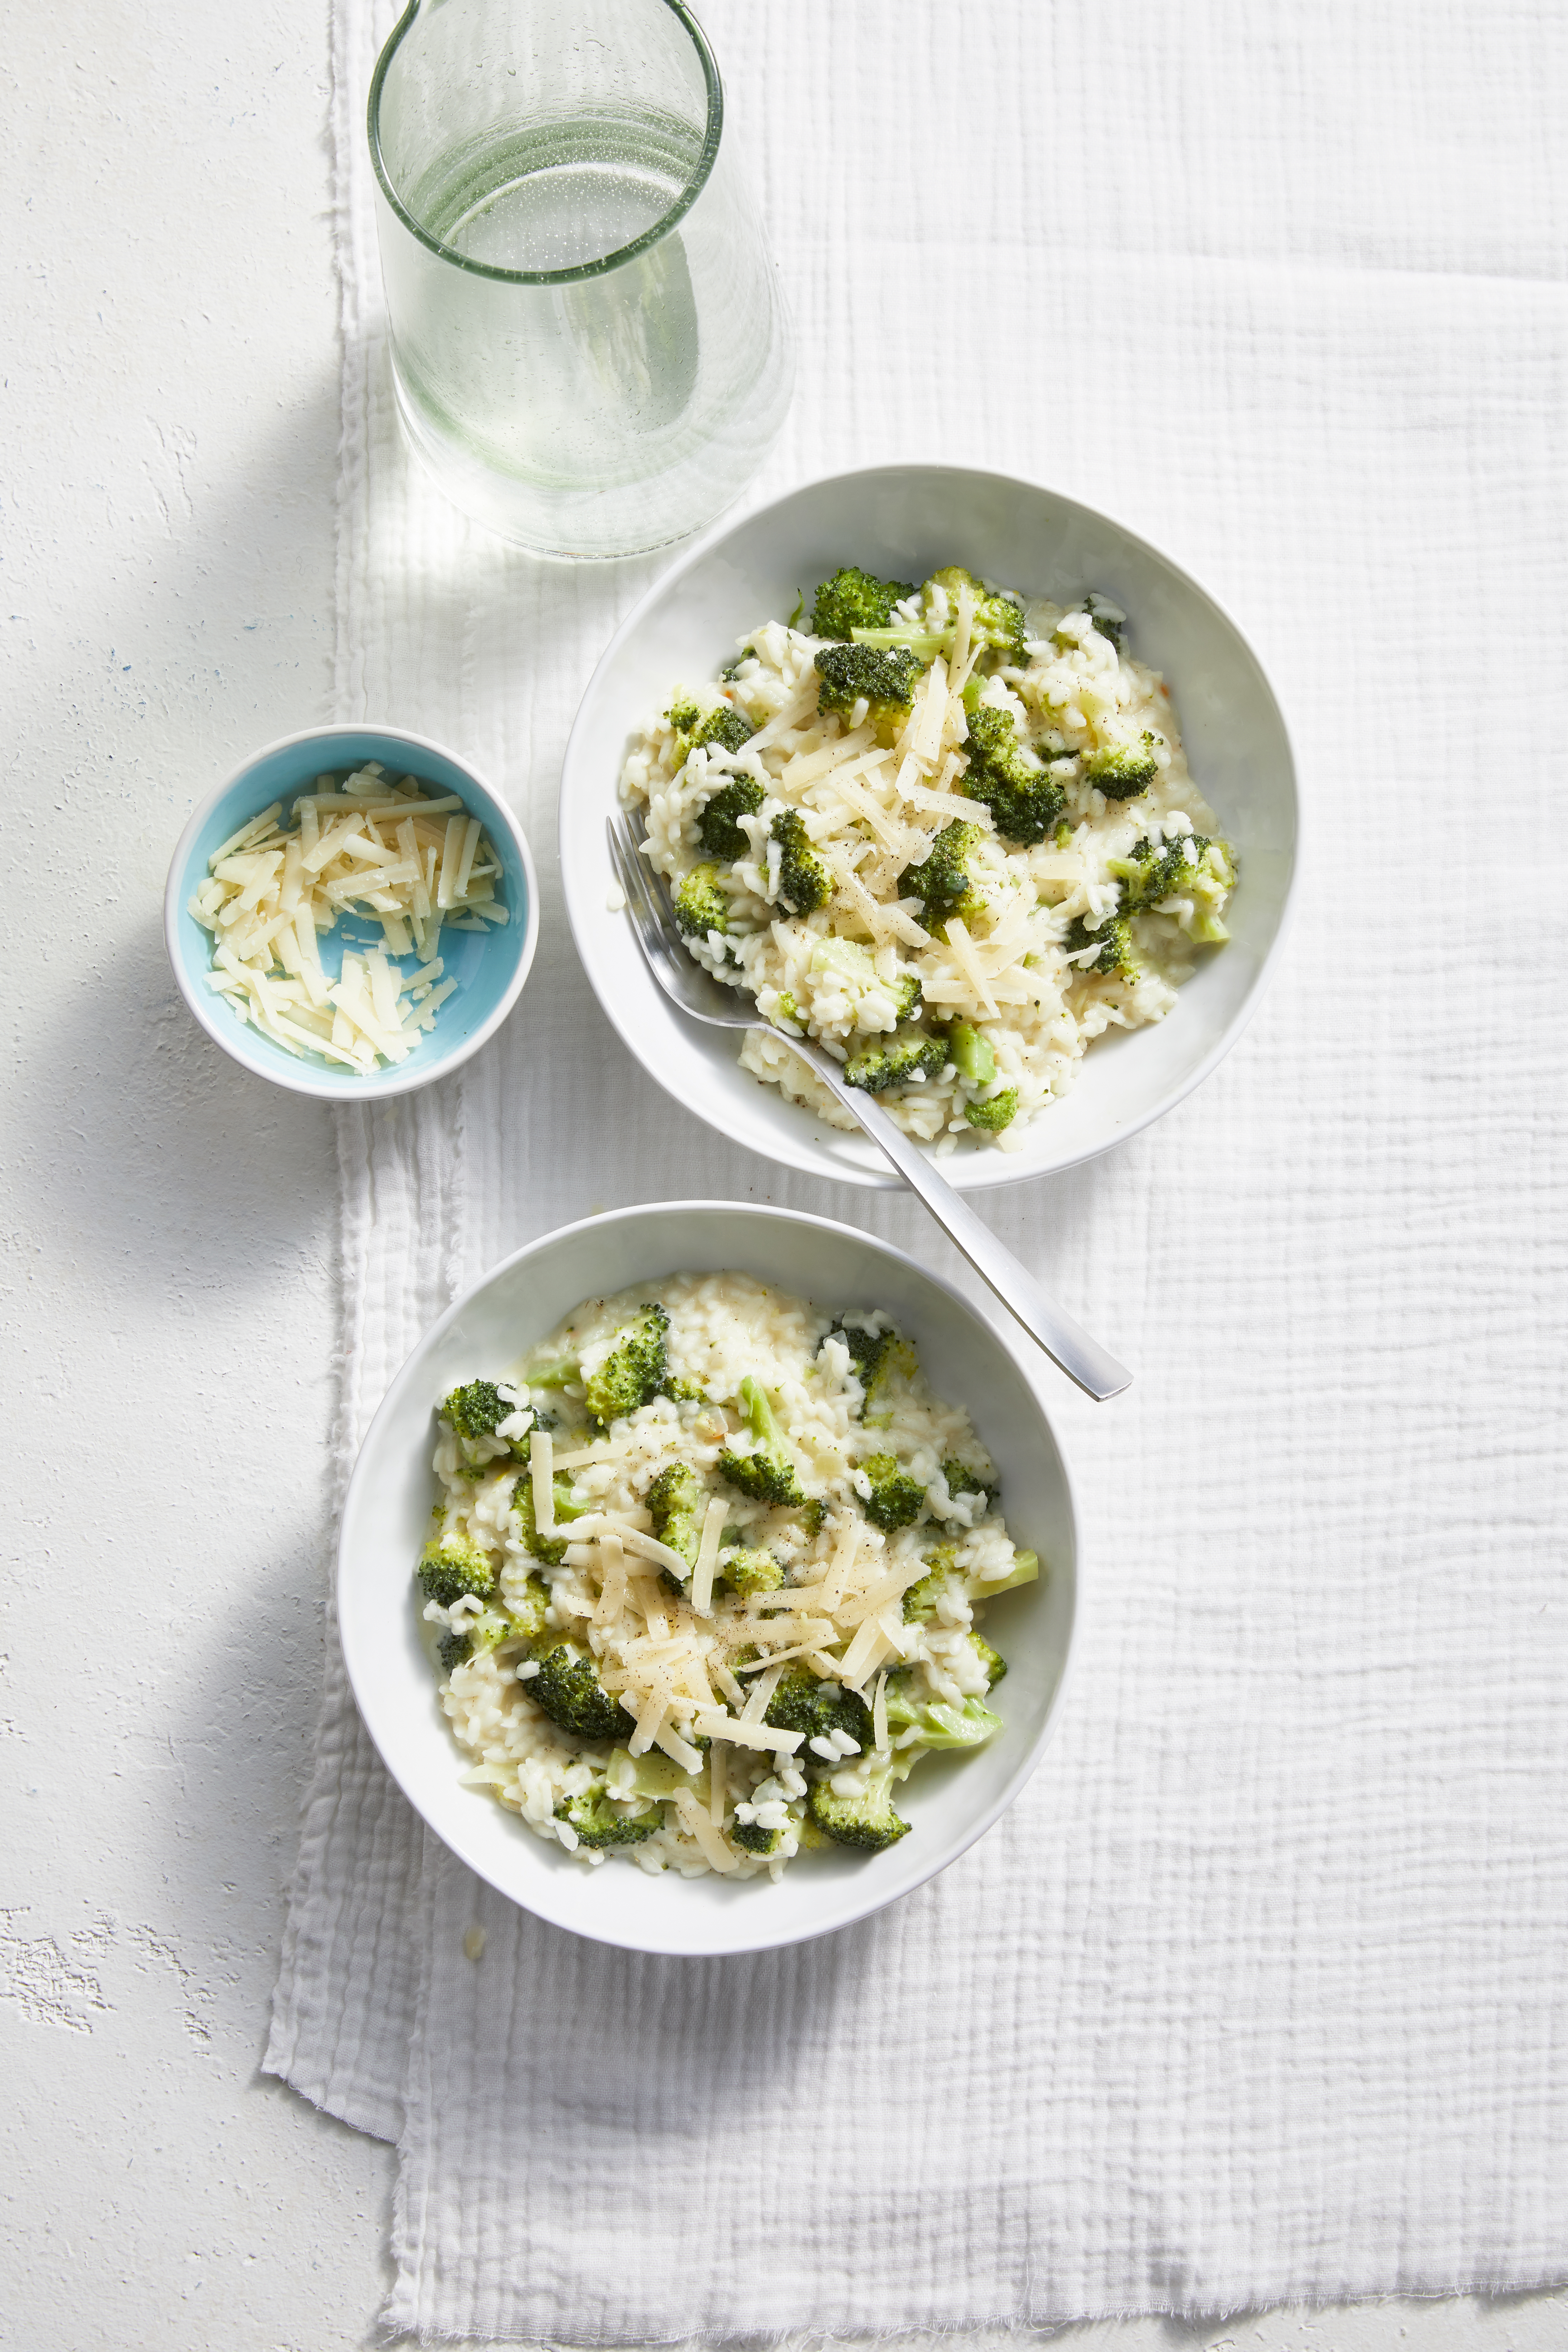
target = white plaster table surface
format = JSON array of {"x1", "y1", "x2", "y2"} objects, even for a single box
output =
[{"x1": 2, "y1": 4, "x2": 1565, "y2": 2348}]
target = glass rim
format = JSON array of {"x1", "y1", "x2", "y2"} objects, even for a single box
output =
[{"x1": 367, "y1": 0, "x2": 724, "y2": 287}]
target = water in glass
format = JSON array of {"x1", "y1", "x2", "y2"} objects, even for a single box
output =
[{"x1": 370, "y1": 2, "x2": 793, "y2": 558}]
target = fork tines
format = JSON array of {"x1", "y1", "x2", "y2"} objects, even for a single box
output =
[{"x1": 608, "y1": 811, "x2": 687, "y2": 976}]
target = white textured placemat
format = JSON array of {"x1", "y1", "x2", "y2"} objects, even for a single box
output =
[{"x1": 266, "y1": 0, "x2": 1568, "y2": 2337}]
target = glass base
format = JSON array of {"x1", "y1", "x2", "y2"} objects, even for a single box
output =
[{"x1": 388, "y1": 343, "x2": 793, "y2": 562}]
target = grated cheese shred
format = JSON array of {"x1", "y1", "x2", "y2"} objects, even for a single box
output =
[
  {"x1": 530, "y1": 1431, "x2": 556, "y2": 1537},
  {"x1": 690, "y1": 1496, "x2": 727, "y2": 1617},
  {"x1": 188, "y1": 763, "x2": 508, "y2": 1074}
]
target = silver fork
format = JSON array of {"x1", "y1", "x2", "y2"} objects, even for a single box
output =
[{"x1": 607, "y1": 814, "x2": 1132, "y2": 1402}]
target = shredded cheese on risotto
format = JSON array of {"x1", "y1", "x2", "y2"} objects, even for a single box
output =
[
  {"x1": 620, "y1": 567, "x2": 1236, "y2": 1151},
  {"x1": 415, "y1": 1272, "x2": 1044, "y2": 1881}
]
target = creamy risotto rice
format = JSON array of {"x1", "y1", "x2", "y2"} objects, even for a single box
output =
[
  {"x1": 415, "y1": 1272, "x2": 1040, "y2": 1879},
  {"x1": 620, "y1": 563, "x2": 1236, "y2": 1152}
]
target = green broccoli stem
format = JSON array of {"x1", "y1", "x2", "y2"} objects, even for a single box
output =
[
  {"x1": 717, "y1": 1376, "x2": 805, "y2": 1507},
  {"x1": 850, "y1": 626, "x2": 951, "y2": 659},
  {"x1": 737, "y1": 1374, "x2": 783, "y2": 1449},
  {"x1": 948, "y1": 1021, "x2": 995, "y2": 1085}
]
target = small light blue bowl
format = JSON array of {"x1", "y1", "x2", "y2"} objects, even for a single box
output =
[{"x1": 163, "y1": 723, "x2": 539, "y2": 1101}]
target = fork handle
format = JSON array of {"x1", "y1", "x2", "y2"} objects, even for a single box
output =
[{"x1": 784, "y1": 1039, "x2": 1132, "y2": 1402}]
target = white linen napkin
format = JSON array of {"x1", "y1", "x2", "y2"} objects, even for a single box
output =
[{"x1": 267, "y1": 0, "x2": 1568, "y2": 2335}]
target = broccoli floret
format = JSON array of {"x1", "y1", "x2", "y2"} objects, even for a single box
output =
[
  {"x1": 673, "y1": 863, "x2": 732, "y2": 939},
  {"x1": 1181, "y1": 839, "x2": 1237, "y2": 943},
  {"x1": 529, "y1": 1643, "x2": 636, "y2": 1743},
  {"x1": 768, "y1": 808, "x2": 832, "y2": 917},
  {"x1": 970, "y1": 1633, "x2": 1007, "y2": 1688},
  {"x1": 647, "y1": 1461, "x2": 703, "y2": 1591},
  {"x1": 963, "y1": 1088, "x2": 1018, "y2": 1132},
  {"x1": 731, "y1": 1818, "x2": 786, "y2": 1856},
  {"x1": 1109, "y1": 833, "x2": 1236, "y2": 943},
  {"x1": 949, "y1": 1025, "x2": 1017, "y2": 1129},
  {"x1": 813, "y1": 643, "x2": 926, "y2": 747},
  {"x1": 697, "y1": 707, "x2": 754, "y2": 755},
  {"x1": 941, "y1": 1459, "x2": 997, "y2": 1511},
  {"x1": 811, "y1": 566, "x2": 916, "y2": 641},
  {"x1": 719, "y1": 1460, "x2": 789, "y2": 1520},
  {"x1": 1065, "y1": 911, "x2": 1138, "y2": 981},
  {"x1": 882, "y1": 1670, "x2": 1002, "y2": 1752},
  {"x1": 844, "y1": 1029, "x2": 947, "y2": 1094},
  {"x1": 438, "y1": 1600, "x2": 539, "y2": 1673},
  {"x1": 772, "y1": 988, "x2": 802, "y2": 1029},
  {"x1": 851, "y1": 566, "x2": 1029, "y2": 669},
  {"x1": 437, "y1": 1380, "x2": 526, "y2": 1467},
  {"x1": 721, "y1": 1544, "x2": 785, "y2": 1597},
  {"x1": 1085, "y1": 732, "x2": 1160, "y2": 799},
  {"x1": 1083, "y1": 591, "x2": 1126, "y2": 650},
  {"x1": 763, "y1": 1665, "x2": 874, "y2": 1752},
  {"x1": 858, "y1": 1452, "x2": 927, "y2": 1532},
  {"x1": 826, "y1": 1317, "x2": 902, "y2": 1412},
  {"x1": 721, "y1": 646, "x2": 758, "y2": 682},
  {"x1": 898, "y1": 819, "x2": 986, "y2": 937},
  {"x1": 829, "y1": 1318, "x2": 894, "y2": 1386},
  {"x1": 927, "y1": 566, "x2": 1029, "y2": 662},
  {"x1": 667, "y1": 696, "x2": 755, "y2": 760},
  {"x1": 718, "y1": 1374, "x2": 805, "y2": 1506},
  {"x1": 417, "y1": 1530, "x2": 495, "y2": 1608},
  {"x1": 961, "y1": 706, "x2": 1063, "y2": 845},
  {"x1": 554, "y1": 1786, "x2": 661, "y2": 1848},
  {"x1": 510, "y1": 1472, "x2": 590, "y2": 1567},
  {"x1": 902, "y1": 1547, "x2": 962, "y2": 1623},
  {"x1": 1107, "y1": 833, "x2": 1186, "y2": 910},
  {"x1": 511, "y1": 1475, "x2": 564, "y2": 1567},
  {"x1": 584, "y1": 1305, "x2": 671, "y2": 1429},
  {"x1": 807, "y1": 1757, "x2": 911, "y2": 1852},
  {"x1": 698, "y1": 772, "x2": 764, "y2": 861}
]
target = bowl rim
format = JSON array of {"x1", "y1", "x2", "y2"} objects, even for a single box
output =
[
  {"x1": 336, "y1": 1197, "x2": 1083, "y2": 1957},
  {"x1": 163, "y1": 720, "x2": 541, "y2": 1102},
  {"x1": 559, "y1": 458, "x2": 1300, "y2": 1192}
]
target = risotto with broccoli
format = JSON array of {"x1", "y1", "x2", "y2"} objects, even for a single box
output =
[
  {"x1": 620, "y1": 565, "x2": 1236, "y2": 1150},
  {"x1": 415, "y1": 1272, "x2": 1039, "y2": 1879}
]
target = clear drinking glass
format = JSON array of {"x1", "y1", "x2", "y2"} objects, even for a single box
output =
[{"x1": 368, "y1": 0, "x2": 794, "y2": 559}]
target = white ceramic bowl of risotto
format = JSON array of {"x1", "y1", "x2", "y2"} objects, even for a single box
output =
[
  {"x1": 560, "y1": 463, "x2": 1297, "y2": 1190},
  {"x1": 338, "y1": 1200, "x2": 1079, "y2": 1958}
]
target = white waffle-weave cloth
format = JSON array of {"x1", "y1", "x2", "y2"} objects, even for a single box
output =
[{"x1": 264, "y1": 0, "x2": 1568, "y2": 2337}]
